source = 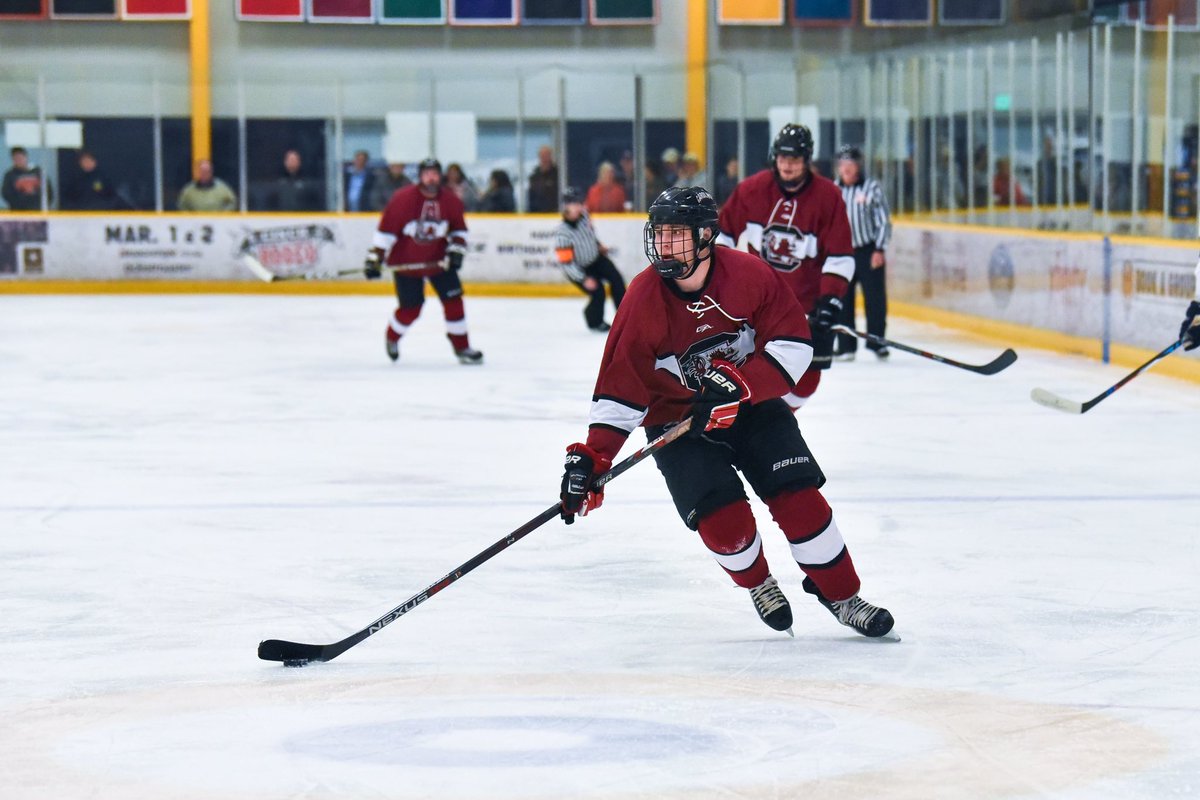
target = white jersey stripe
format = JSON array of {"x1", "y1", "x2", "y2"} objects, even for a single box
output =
[
  {"x1": 445, "y1": 318, "x2": 468, "y2": 335},
  {"x1": 789, "y1": 516, "x2": 847, "y2": 567},
  {"x1": 372, "y1": 230, "x2": 398, "y2": 251},
  {"x1": 763, "y1": 339, "x2": 814, "y2": 385},
  {"x1": 589, "y1": 397, "x2": 647, "y2": 434},
  {"x1": 822, "y1": 254, "x2": 856, "y2": 283},
  {"x1": 709, "y1": 530, "x2": 763, "y2": 573}
]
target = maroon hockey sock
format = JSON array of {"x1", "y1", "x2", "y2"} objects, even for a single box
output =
[
  {"x1": 697, "y1": 501, "x2": 770, "y2": 589},
  {"x1": 442, "y1": 297, "x2": 470, "y2": 351},
  {"x1": 388, "y1": 306, "x2": 421, "y2": 341},
  {"x1": 766, "y1": 487, "x2": 861, "y2": 601},
  {"x1": 793, "y1": 369, "x2": 821, "y2": 399}
]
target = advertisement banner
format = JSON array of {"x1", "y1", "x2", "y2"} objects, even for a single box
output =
[
  {"x1": 4, "y1": 213, "x2": 1195, "y2": 354},
  {"x1": 0, "y1": 213, "x2": 651, "y2": 285}
]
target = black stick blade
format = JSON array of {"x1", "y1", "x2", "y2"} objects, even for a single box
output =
[
  {"x1": 258, "y1": 639, "x2": 327, "y2": 666},
  {"x1": 974, "y1": 348, "x2": 1018, "y2": 375}
]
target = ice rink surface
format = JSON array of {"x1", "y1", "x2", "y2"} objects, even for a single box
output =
[{"x1": 2, "y1": 292, "x2": 1199, "y2": 799}]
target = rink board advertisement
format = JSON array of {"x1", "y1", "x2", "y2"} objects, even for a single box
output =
[
  {"x1": 887, "y1": 224, "x2": 1197, "y2": 352},
  {"x1": 2, "y1": 213, "x2": 1194, "y2": 352},
  {"x1": 0, "y1": 214, "x2": 646, "y2": 284}
]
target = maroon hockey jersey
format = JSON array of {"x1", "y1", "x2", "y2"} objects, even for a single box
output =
[
  {"x1": 716, "y1": 169, "x2": 855, "y2": 311},
  {"x1": 585, "y1": 247, "x2": 815, "y2": 457},
  {"x1": 373, "y1": 184, "x2": 468, "y2": 279}
]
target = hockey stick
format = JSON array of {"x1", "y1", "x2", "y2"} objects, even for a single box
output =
[
  {"x1": 832, "y1": 324, "x2": 1018, "y2": 375},
  {"x1": 1030, "y1": 337, "x2": 1186, "y2": 414},
  {"x1": 241, "y1": 253, "x2": 365, "y2": 283},
  {"x1": 242, "y1": 253, "x2": 447, "y2": 283},
  {"x1": 258, "y1": 418, "x2": 694, "y2": 667}
]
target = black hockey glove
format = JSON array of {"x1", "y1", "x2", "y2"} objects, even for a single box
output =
[
  {"x1": 807, "y1": 294, "x2": 843, "y2": 372},
  {"x1": 363, "y1": 249, "x2": 383, "y2": 280},
  {"x1": 560, "y1": 443, "x2": 612, "y2": 524},
  {"x1": 1181, "y1": 300, "x2": 1200, "y2": 351},
  {"x1": 688, "y1": 360, "x2": 752, "y2": 437},
  {"x1": 447, "y1": 251, "x2": 464, "y2": 272}
]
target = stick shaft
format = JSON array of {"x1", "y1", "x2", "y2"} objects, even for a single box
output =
[{"x1": 258, "y1": 419, "x2": 692, "y2": 664}]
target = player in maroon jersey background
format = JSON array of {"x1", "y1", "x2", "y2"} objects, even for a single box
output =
[
  {"x1": 717, "y1": 124, "x2": 855, "y2": 409},
  {"x1": 558, "y1": 186, "x2": 894, "y2": 639},
  {"x1": 364, "y1": 158, "x2": 483, "y2": 365}
]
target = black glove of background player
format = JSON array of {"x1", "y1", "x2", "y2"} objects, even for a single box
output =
[
  {"x1": 807, "y1": 294, "x2": 844, "y2": 371},
  {"x1": 1181, "y1": 300, "x2": 1200, "y2": 351},
  {"x1": 364, "y1": 249, "x2": 383, "y2": 280}
]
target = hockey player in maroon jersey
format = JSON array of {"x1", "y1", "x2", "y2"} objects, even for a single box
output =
[
  {"x1": 717, "y1": 124, "x2": 856, "y2": 409},
  {"x1": 559, "y1": 187, "x2": 894, "y2": 638},
  {"x1": 364, "y1": 158, "x2": 483, "y2": 365}
]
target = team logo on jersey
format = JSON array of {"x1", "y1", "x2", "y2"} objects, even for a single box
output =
[
  {"x1": 402, "y1": 200, "x2": 450, "y2": 243},
  {"x1": 676, "y1": 324, "x2": 757, "y2": 390},
  {"x1": 762, "y1": 224, "x2": 819, "y2": 272}
]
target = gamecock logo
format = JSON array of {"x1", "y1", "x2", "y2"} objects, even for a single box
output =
[{"x1": 762, "y1": 225, "x2": 818, "y2": 272}]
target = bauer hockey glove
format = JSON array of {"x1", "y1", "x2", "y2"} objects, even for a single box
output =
[
  {"x1": 1181, "y1": 300, "x2": 1200, "y2": 351},
  {"x1": 807, "y1": 293, "x2": 844, "y2": 371},
  {"x1": 688, "y1": 359, "x2": 752, "y2": 437},
  {"x1": 363, "y1": 249, "x2": 383, "y2": 280},
  {"x1": 447, "y1": 251, "x2": 464, "y2": 272},
  {"x1": 560, "y1": 443, "x2": 613, "y2": 524}
]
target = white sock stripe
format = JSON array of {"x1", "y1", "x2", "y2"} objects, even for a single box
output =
[
  {"x1": 789, "y1": 516, "x2": 846, "y2": 567},
  {"x1": 709, "y1": 530, "x2": 763, "y2": 573},
  {"x1": 783, "y1": 391, "x2": 808, "y2": 410},
  {"x1": 445, "y1": 318, "x2": 469, "y2": 335},
  {"x1": 389, "y1": 318, "x2": 409, "y2": 335}
]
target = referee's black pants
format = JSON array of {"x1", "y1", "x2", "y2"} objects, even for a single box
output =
[
  {"x1": 836, "y1": 245, "x2": 887, "y2": 354},
  {"x1": 573, "y1": 254, "x2": 627, "y2": 329}
]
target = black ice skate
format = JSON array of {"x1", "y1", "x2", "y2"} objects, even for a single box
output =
[
  {"x1": 455, "y1": 347, "x2": 484, "y2": 365},
  {"x1": 802, "y1": 576, "x2": 895, "y2": 638},
  {"x1": 749, "y1": 576, "x2": 793, "y2": 636},
  {"x1": 385, "y1": 337, "x2": 399, "y2": 362}
]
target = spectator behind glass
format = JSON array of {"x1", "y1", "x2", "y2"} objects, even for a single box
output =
[
  {"x1": 616, "y1": 149, "x2": 635, "y2": 188},
  {"x1": 370, "y1": 162, "x2": 411, "y2": 211},
  {"x1": 478, "y1": 169, "x2": 516, "y2": 212},
  {"x1": 177, "y1": 158, "x2": 237, "y2": 212},
  {"x1": 642, "y1": 161, "x2": 664, "y2": 211},
  {"x1": 62, "y1": 150, "x2": 126, "y2": 211},
  {"x1": 3, "y1": 147, "x2": 52, "y2": 211},
  {"x1": 660, "y1": 147, "x2": 681, "y2": 187},
  {"x1": 586, "y1": 161, "x2": 627, "y2": 213},
  {"x1": 992, "y1": 158, "x2": 1029, "y2": 207},
  {"x1": 444, "y1": 163, "x2": 479, "y2": 211},
  {"x1": 344, "y1": 150, "x2": 375, "y2": 212},
  {"x1": 527, "y1": 144, "x2": 560, "y2": 212},
  {"x1": 269, "y1": 149, "x2": 321, "y2": 211},
  {"x1": 676, "y1": 152, "x2": 706, "y2": 189},
  {"x1": 715, "y1": 157, "x2": 739, "y2": 206}
]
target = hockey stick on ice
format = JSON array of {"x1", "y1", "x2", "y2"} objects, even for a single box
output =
[
  {"x1": 832, "y1": 325, "x2": 1018, "y2": 375},
  {"x1": 241, "y1": 253, "x2": 447, "y2": 283},
  {"x1": 241, "y1": 253, "x2": 367, "y2": 283},
  {"x1": 258, "y1": 418, "x2": 694, "y2": 667},
  {"x1": 1030, "y1": 337, "x2": 1186, "y2": 414}
]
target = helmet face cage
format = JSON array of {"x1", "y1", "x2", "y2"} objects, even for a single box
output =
[{"x1": 643, "y1": 186, "x2": 719, "y2": 279}]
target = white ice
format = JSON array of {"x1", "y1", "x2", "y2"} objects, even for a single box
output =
[{"x1": 2, "y1": 292, "x2": 1199, "y2": 799}]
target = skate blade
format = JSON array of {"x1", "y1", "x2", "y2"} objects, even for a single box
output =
[
  {"x1": 786, "y1": 627, "x2": 794, "y2": 638},
  {"x1": 870, "y1": 629, "x2": 902, "y2": 642}
]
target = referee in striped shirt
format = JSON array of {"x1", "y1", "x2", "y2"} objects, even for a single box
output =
[
  {"x1": 555, "y1": 187, "x2": 626, "y2": 332},
  {"x1": 834, "y1": 145, "x2": 893, "y2": 360}
]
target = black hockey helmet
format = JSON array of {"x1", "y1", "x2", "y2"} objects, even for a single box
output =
[
  {"x1": 770, "y1": 124, "x2": 814, "y2": 162},
  {"x1": 643, "y1": 186, "x2": 720, "y2": 281},
  {"x1": 561, "y1": 186, "x2": 584, "y2": 205},
  {"x1": 417, "y1": 157, "x2": 442, "y2": 175},
  {"x1": 836, "y1": 143, "x2": 863, "y2": 163}
]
